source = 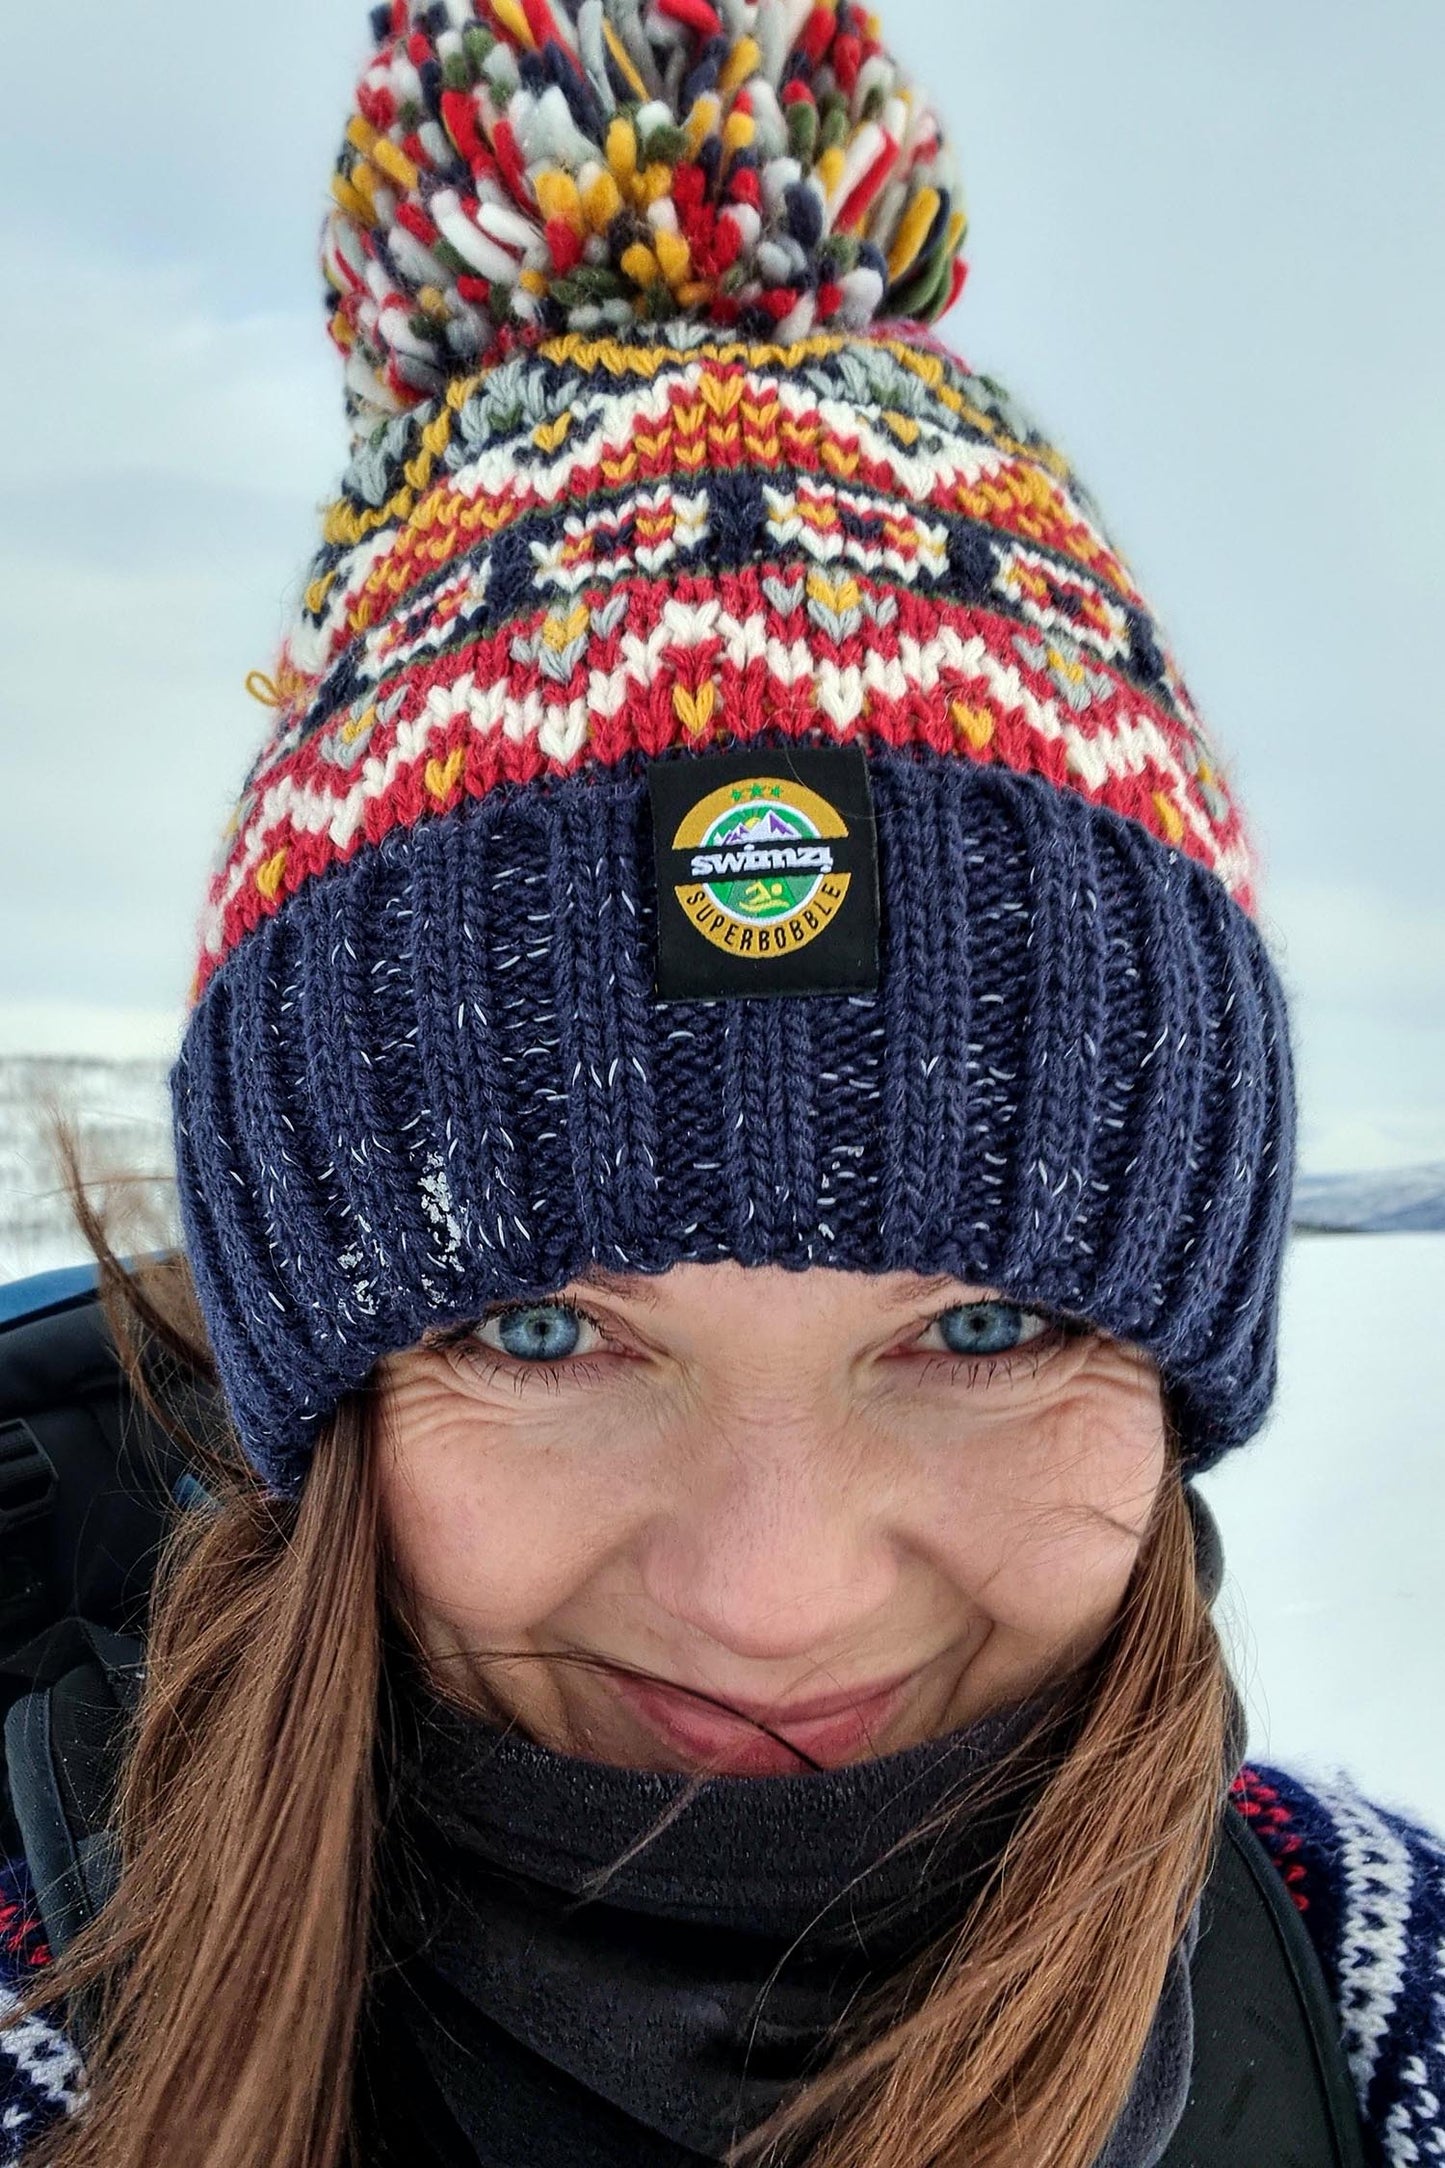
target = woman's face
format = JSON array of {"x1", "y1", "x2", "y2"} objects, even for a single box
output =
[{"x1": 374, "y1": 1266, "x2": 1167, "y2": 1775}]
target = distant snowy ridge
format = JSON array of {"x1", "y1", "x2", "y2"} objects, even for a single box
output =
[{"x1": 1293, "y1": 1165, "x2": 1445, "y2": 1235}]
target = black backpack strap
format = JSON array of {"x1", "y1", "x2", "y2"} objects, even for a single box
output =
[
  {"x1": 0, "y1": 1281, "x2": 190, "y2": 1655},
  {"x1": 0, "y1": 1271, "x2": 223, "y2": 1865},
  {"x1": 1161, "y1": 1803, "x2": 1367, "y2": 2167},
  {"x1": 3, "y1": 1619, "x2": 142, "y2": 1963}
]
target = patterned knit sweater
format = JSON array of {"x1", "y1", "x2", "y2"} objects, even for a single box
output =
[{"x1": 2, "y1": 1764, "x2": 1442, "y2": 2166}]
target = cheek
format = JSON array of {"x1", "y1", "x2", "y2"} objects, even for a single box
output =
[
  {"x1": 917, "y1": 1378, "x2": 1167, "y2": 1648},
  {"x1": 377, "y1": 1384, "x2": 634, "y2": 1636}
]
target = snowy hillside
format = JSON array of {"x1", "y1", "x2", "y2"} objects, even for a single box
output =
[
  {"x1": 0, "y1": 1056, "x2": 171, "y2": 1280},
  {"x1": 2, "y1": 1053, "x2": 1442, "y2": 1831}
]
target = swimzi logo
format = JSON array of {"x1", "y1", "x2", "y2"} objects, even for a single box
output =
[
  {"x1": 646, "y1": 744, "x2": 880, "y2": 1003},
  {"x1": 679, "y1": 777, "x2": 849, "y2": 956}
]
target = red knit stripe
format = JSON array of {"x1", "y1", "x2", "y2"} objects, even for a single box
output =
[
  {"x1": 1231, "y1": 1766, "x2": 1312, "y2": 1915},
  {"x1": 196, "y1": 581, "x2": 1249, "y2": 994}
]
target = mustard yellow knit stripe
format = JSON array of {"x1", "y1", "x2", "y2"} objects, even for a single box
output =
[{"x1": 320, "y1": 334, "x2": 1070, "y2": 550}]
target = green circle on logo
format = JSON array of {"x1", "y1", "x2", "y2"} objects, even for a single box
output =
[{"x1": 701, "y1": 799, "x2": 824, "y2": 925}]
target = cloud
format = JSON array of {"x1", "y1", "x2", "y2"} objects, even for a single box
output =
[
  {"x1": 1, "y1": 229, "x2": 341, "y2": 505},
  {"x1": 1265, "y1": 879, "x2": 1445, "y2": 1023},
  {"x1": 0, "y1": 1004, "x2": 181, "y2": 1063},
  {"x1": 0, "y1": 537, "x2": 291, "y2": 1014},
  {"x1": 1251, "y1": 878, "x2": 1445, "y2": 1170},
  {"x1": 0, "y1": 224, "x2": 348, "y2": 1018}
]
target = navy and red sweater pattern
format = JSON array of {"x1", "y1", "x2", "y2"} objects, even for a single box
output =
[{"x1": 3, "y1": 1763, "x2": 1444, "y2": 2165}]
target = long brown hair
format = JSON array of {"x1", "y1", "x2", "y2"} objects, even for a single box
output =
[{"x1": 3, "y1": 1144, "x2": 1233, "y2": 2168}]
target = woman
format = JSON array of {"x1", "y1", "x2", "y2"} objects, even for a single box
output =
[{"x1": 2, "y1": 1, "x2": 1441, "y2": 2163}]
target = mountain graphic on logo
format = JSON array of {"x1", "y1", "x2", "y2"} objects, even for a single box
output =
[{"x1": 736, "y1": 807, "x2": 802, "y2": 842}]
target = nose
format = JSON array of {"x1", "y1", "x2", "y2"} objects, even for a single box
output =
[{"x1": 636, "y1": 1421, "x2": 900, "y2": 1665}]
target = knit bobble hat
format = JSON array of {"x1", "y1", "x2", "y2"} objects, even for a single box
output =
[{"x1": 170, "y1": 0, "x2": 1296, "y2": 1501}]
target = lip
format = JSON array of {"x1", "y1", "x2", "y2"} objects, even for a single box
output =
[
  {"x1": 723, "y1": 1675, "x2": 915, "y2": 1724},
  {"x1": 607, "y1": 1668, "x2": 918, "y2": 1775}
]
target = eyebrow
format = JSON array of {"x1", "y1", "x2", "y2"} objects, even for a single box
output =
[
  {"x1": 569, "y1": 1267, "x2": 972, "y2": 1309},
  {"x1": 892, "y1": 1273, "x2": 967, "y2": 1303},
  {"x1": 571, "y1": 1265, "x2": 663, "y2": 1306}
]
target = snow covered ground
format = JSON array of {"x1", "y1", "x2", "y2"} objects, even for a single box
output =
[
  {"x1": 2, "y1": 1055, "x2": 1442, "y2": 1829},
  {"x1": 1200, "y1": 1230, "x2": 1445, "y2": 1832},
  {"x1": 0, "y1": 1057, "x2": 172, "y2": 1281}
]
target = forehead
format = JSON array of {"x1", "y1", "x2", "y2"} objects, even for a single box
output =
[{"x1": 567, "y1": 1266, "x2": 981, "y2": 1312}]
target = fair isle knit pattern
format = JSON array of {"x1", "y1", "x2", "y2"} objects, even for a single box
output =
[
  {"x1": 0, "y1": 1862, "x2": 84, "y2": 2162},
  {"x1": 1233, "y1": 1767, "x2": 1445, "y2": 2165},
  {"x1": 4, "y1": 1768, "x2": 1444, "y2": 2165},
  {"x1": 196, "y1": 328, "x2": 1252, "y2": 991},
  {"x1": 168, "y1": 0, "x2": 1297, "y2": 1495}
]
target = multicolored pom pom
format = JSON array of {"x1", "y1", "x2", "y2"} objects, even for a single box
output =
[{"x1": 323, "y1": 0, "x2": 968, "y2": 430}]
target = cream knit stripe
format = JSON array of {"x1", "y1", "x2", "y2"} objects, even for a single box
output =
[
  {"x1": 1374, "y1": 1879, "x2": 1445, "y2": 2163},
  {"x1": 0, "y1": 1990, "x2": 85, "y2": 2116},
  {"x1": 1316, "y1": 1782, "x2": 1423, "y2": 2125}
]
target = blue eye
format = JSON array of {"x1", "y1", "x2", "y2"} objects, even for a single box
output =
[
  {"x1": 483, "y1": 1302, "x2": 594, "y2": 1365},
  {"x1": 934, "y1": 1302, "x2": 1050, "y2": 1360}
]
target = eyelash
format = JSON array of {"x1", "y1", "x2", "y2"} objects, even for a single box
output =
[
  {"x1": 915, "y1": 1342, "x2": 1064, "y2": 1392},
  {"x1": 441, "y1": 1302, "x2": 1075, "y2": 1395}
]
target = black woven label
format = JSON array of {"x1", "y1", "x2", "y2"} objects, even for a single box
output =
[{"x1": 646, "y1": 745, "x2": 880, "y2": 1002}]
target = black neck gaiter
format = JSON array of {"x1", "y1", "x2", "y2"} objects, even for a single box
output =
[{"x1": 368, "y1": 1668, "x2": 1208, "y2": 2168}]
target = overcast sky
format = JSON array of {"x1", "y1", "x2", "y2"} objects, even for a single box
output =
[{"x1": 1, "y1": 0, "x2": 1440, "y2": 1171}]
